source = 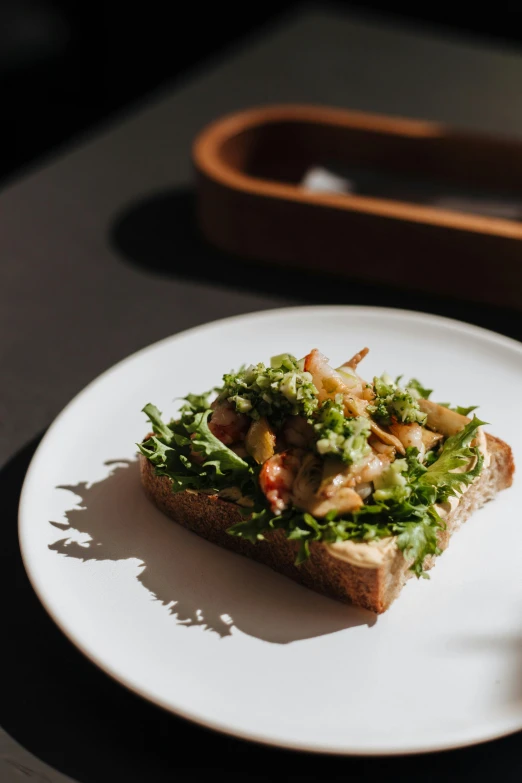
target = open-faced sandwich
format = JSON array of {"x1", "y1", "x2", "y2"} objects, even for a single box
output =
[{"x1": 138, "y1": 348, "x2": 514, "y2": 613}]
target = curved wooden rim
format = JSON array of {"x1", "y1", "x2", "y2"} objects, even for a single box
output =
[{"x1": 193, "y1": 104, "x2": 522, "y2": 239}]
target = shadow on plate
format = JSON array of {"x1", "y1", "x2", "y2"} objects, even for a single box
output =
[{"x1": 49, "y1": 460, "x2": 375, "y2": 644}]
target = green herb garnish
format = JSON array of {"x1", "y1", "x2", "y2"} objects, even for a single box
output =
[
  {"x1": 368, "y1": 373, "x2": 428, "y2": 425},
  {"x1": 312, "y1": 395, "x2": 371, "y2": 464},
  {"x1": 216, "y1": 353, "x2": 318, "y2": 427}
]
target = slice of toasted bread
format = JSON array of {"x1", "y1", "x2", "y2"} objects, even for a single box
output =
[{"x1": 139, "y1": 433, "x2": 514, "y2": 613}]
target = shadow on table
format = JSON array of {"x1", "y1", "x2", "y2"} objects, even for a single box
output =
[
  {"x1": 49, "y1": 460, "x2": 374, "y2": 644},
  {"x1": 109, "y1": 186, "x2": 300, "y2": 297},
  {"x1": 109, "y1": 187, "x2": 522, "y2": 343}
]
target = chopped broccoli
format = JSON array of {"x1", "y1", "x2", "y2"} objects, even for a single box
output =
[
  {"x1": 368, "y1": 373, "x2": 427, "y2": 426},
  {"x1": 217, "y1": 353, "x2": 318, "y2": 427},
  {"x1": 313, "y1": 395, "x2": 371, "y2": 464}
]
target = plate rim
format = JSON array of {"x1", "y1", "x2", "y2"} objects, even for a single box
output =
[{"x1": 18, "y1": 304, "x2": 522, "y2": 756}]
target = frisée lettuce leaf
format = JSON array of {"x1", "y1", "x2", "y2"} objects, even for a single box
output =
[
  {"x1": 419, "y1": 415, "x2": 486, "y2": 502},
  {"x1": 185, "y1": 409, "x2": 250, "y2": 474},
  {"x1": 138, "y1": 400, "x2": 255, "y2": 495}
]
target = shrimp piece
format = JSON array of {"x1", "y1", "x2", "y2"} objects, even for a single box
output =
[
  {"x1": 290, "y1": 453, "x2": 363, "y2": 517},
  {"x1": 389, "y1": 422, "x2": 425, "y2": 460},
  {"x1": 342, "y1": 347, "x2": 369, "y2": 370},
  {"x1": 319, "y1": 450, "x2": 389, "y2": 499},
  {"x1": 208, "y1": 402, "x2": 250, "y2": 445},
  {"x1": 319, "y1": 458, "x2": 353, "y2": 495},
  {"x1": 369, "y1": 420, "x2": 405, "y2": 455},
  {"x1": 304, "y1": 349, "x2": 406, "y2": 458},
  {"x1": 418, "y1": 398, "x2": 485, "y2": 453},
  {"x1": 421, "y1": 429, "x2": 443, "y2": 451},
  {"x1": 337, "y1": 347, "x2": 369, "y2": 397},
  {"x1": 361, "y1": 385, "x2": 376, "y2": 402},
  {"x1": 307, "y1": 486, "x2": 363, "y2": 517},
  {"x1": 417, "y1": 398, "x2": 468, "y2": 436},
  {"x1": 304, "y1": 349, "x2": 369, "y2": 409},
  {"x1": 259, "y1": 449, "x2": 302, "y2": 514},
  {"x1": 336, "y1": 370, "x2": 365, "y2": 398},
  {"x1": 283, "y1": 415, "x2": 315, "y2": 449},
  {"x1": 304, "y1": 349, "x2": 351, "y2": 402},
  {"x1": 290, "y1": 450, "x2": 387, "y2": 518},
  {"x1": 291, "y1": 452, "x2": 322, "y2": 508},
  {"x1": 369, "y1": 435, "x2": 396, "y2": 459},
  {"x1": 357, "y1": 449, "x2": 390, "y2": 482}
]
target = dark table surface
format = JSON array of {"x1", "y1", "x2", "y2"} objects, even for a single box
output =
[{"x1": 2, "y1": 6, "x2": 522, "y2": 781}]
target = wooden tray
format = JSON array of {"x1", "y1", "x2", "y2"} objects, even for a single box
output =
[{"x1": 193, "y1": 104, "x2": 522, "y2": 309}]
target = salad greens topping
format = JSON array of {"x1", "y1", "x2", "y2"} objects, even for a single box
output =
[
  {"x1": 368, "y1": 373, "x2": 428, "y2": 426},
  {"x1": 313, "y1": 395, "x2": 371, "y2": 464},
  {"x1": 228, "y1": 477, "x2": 444, "y2": 576},
  {"x1": 138, "y1": 399, "x2": 256, "y2": 495},
  {"x1": 139, "y1": 352, "x2": 485, "y2": 578},
  {"x1": 216, "y1": 353, "x2": 318, "y2": 427},
  {"x1": 418, "y1": 415, "x2": 486, "y2": 502},
  {"x1": 229, "y1": 417, "x2": 484, "y2": 575}
]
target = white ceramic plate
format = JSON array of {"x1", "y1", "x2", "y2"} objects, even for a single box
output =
[{"x1": 19, "y1": 306, "x2": 522, "y2": 755}]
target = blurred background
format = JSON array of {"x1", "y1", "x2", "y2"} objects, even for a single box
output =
[{"x1": 2, "y1": 1, "x2": 522, "y2": 186}]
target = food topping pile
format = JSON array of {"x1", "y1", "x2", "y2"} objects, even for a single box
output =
[{"x1": 139, "y1": 349, "x2": 485, "y2": 576}]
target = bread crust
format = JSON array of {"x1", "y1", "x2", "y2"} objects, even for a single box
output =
[{"x1": 139, "y1": 434, "x2": 514, "y2": 613}]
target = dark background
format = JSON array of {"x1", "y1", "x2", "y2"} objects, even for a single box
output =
[
  {"x1": 2, "y1": 4, "x2": 522, "y2": 781},
  {"x1": 2, "y1": 1, "x2": 522, "y2": 186}
]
